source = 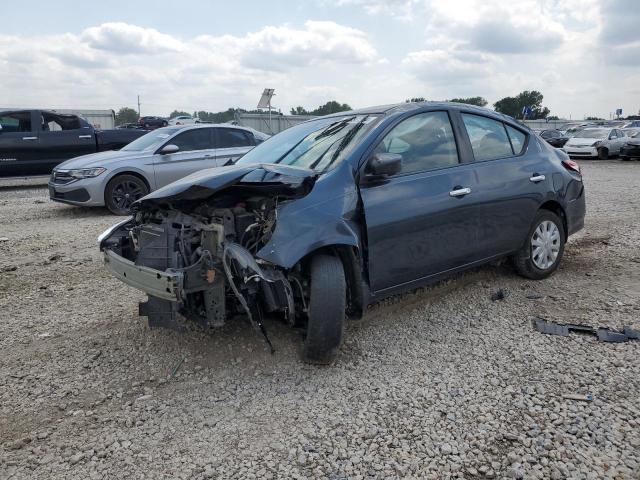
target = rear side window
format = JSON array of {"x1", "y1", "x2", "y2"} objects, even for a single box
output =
[
  {"x1": 462, "y1": 114, "x2": 513, "y2": 161},
  {"x1": 374, "y1": 111, "x2": 459, "y2": 174},
  {"x1": 217, "y1": 129, "x2": 254, "y2": 148},
  {"x1": 505, "y1": 125, "x2": 526, "y2": 154},
  {"x1": 171, "y1": 128, "x2": 213, "y2": 151}
]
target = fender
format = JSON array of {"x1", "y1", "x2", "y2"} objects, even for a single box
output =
[
  {"x1": 256, "y1": 190, "x2": 362, "y2": 268},
  {"x1": 256, "y1": 161, "x2": 363, "y2": 269}
]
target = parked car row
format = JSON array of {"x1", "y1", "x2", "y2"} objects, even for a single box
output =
[
  {"x1": 98, "y1": 102, "x2": 586, "y2": 362},
  {"x1": 138, "y1": 115, "x2": 203, "y2": 129},
  {"x1": 561, "y1": 127, "x2": 628, "y2": 159},
  {"x1": 538, "y1": 124, "x2": 640, "y2": 160}
]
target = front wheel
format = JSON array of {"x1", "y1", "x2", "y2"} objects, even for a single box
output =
[
  {"x1": 514, "y1": 210, "x2": 566, "y2": 280},
  {"x1": 105, "y1": 174, "x2": 149, "y2": 215},
  {"x1": 303, "y1": 254, "x2": 346, "y2": 364},
  {"x1": 598, "y1": 147, "x2": 609, "y2": 160}
]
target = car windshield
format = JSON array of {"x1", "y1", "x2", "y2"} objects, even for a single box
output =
[
  {"x1": 575, "y1": 129, "x2": 608, "y2": 139},
  {"x1": 623, "y1": 129, "x2": 639, "y2": 138},
  {"x1": 121, "y1": 127, "x2": 181, "y2": 152},
  {"x1": 235, "y1": 114, "x2": 380, "y2": 172}
]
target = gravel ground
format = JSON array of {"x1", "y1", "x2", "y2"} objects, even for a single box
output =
[{"x1": 0, "y1": 160, "x2": 639, "y2": 479}]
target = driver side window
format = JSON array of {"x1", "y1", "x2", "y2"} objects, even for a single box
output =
[
  {"x1": 170, "y1": 128, "x2": 213, "y2": 151},
  {"x1": 375, "y1": 111, "x2": 459, "y2": 175}
]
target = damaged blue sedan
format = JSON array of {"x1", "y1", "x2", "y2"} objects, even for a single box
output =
[{"x1": 98, "y1": 102, "x2": 586, "y2": 363}]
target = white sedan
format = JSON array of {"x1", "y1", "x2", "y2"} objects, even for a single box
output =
[
  {"x1": 168, "y1": 115, "x2": 198, "y2": 126},
  {"x1": 562, "y1": 127, "x2": 627, "y2": 159}
]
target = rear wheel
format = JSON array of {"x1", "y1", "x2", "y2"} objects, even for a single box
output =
[
  {"x1": 514, "y1": 210, "x2": 565, "y2": 280},
  {"x1": 105, "y1": 174, "x2": 149, "y2": 215},
  {"x1": 303, "y1": 254, "x2": 346, "y2": 364},
  {"x1": 598, "y1": 147, "x2": 609, "y2": 160}
]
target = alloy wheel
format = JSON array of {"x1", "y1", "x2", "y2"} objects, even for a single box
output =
[{"x1": 111, "y1": 180, "x2": 145, "y2": 211}]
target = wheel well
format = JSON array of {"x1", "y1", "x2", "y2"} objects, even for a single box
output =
[
  {"x1": 298, "y1": 245, "x2": 366, "y2": 320},
  {"x1": 106, "y1": 171, "x2": 150, "y2": 191},
  {"x1": 539, "y1": 201, "x2": 567, "y2": 235}
]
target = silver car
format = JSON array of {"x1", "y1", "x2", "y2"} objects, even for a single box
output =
[
  {"x1": 49, "y1": 124, "x2": 268, "y2": 214},
  {"x1": 562, "y1": 127, "x2": 627, "y2": 160}
]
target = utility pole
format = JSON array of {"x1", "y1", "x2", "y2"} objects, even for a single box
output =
[{"x1": 137, "y1": 95, "x2": 141, "y2": 117}]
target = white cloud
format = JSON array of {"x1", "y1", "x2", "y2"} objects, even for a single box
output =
[
  {"x1": 81, "y1": 22, "x2": 184, "y2": 54},
  {"x1": 0, "y1": 21, "x2": 378, "y2": 114},
  {"x1": 196, "y1": 21, "x2": 377, "y2": 71},
  {"x1": 402, "y1": 49, "x2": 494, "y2": 84}
]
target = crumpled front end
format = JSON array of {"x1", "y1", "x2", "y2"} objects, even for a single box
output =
[{"x1": 99, "y1": 164, "x2": 317, "y2": 345}]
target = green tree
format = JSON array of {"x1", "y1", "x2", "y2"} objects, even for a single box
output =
[
  {"x1": 547, "y1": 115, "x2": 559, "y2": 120},
  {"x1": 448, "y1": 96, "x2": 488, "y2": 107},
  {"x1": 290, "y1": 106, "x2": 309, "y2": 115},
  {"x1": 494, "y1": 90, "x2": 550, "y2": 119},
  {"x1": 311, "y1": 101, "x2": 352, "y2": 116},
  {"x1": 169, "y1": 110, "x2": 191, "y2": 119},
  {"x1": 290, "y1": 100, "x2": 352, "y2": 116},
  {"x1": 115, "y1": 107, "x2": 139, "y2": 126},
  {"x1": 585, "y1": 116, "x2": 604, "y2": 121},
  {"x1": 405, "y1": 97, "x2": 426, "y2": 103}
]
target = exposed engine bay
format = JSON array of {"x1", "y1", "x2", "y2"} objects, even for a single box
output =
[{"x1": 101, "y1": 195, "x2": 303, "y2": 351}]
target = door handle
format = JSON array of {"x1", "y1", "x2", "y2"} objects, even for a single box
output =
[
  {"x1": 529, "y1": 174, "x2": 546, "y2": 183},
  {"x1": 22, "y1": 136, "x2": 37, "y2": 141},
  {"x1": 204, "y1": 154, "x2": 212, "y2": 158},
  {"x1": 449, "y1": 187, "x2": 471, "y2": 197},
  {"x1": 78, "y1": 135, "x2": 92, "y2": 139}
]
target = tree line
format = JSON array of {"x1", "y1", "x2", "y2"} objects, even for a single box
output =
[{"x1": 405, "y1": 92, "x2": 550, "y2": 120}]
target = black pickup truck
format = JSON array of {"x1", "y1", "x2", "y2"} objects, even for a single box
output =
[{"x1": 0, "y1": 109, "x2": 148, "y2": 177}]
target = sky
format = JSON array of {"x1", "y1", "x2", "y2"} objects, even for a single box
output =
[{"x1": 1, "y1": 0, "x2": 638, "y2": 119}]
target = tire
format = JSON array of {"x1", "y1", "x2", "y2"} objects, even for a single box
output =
[
  {"x1": 104, "y1": 174, "x2": 149, "y2": 215},
  {"x1": 620, "y1": 155, "x2": 630, "y2": 161},
  {"x1": 303, "y1": 254, "x2": 346, "y2": 364},
  {"x1": 161, "y1": 121, "x2": 168, "y2": 127},
  {"x1": 514, "y1": 210, "x2": 566, "y2": 280},
  {"x1": 598, "y1": 147, "x2": 609, "y2": 160}
]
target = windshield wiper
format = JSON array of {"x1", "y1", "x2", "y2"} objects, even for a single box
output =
[
  {"x1": 314, "y1": 116, "x2": 356, "y2": 140},
  {"x1": 318, "y1": 115, "x2": 369, "y2": 171}
]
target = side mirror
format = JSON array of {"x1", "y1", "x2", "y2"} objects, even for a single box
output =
[
  {"x1": 0, "y1": 124, "x2": 3, "y2": 133},
  {"x1": 366, "y1": 152, "x2": 402, "y2": 178},
  {"x1": 160, "y1": 144, "x2": 179, "y2": 154}
]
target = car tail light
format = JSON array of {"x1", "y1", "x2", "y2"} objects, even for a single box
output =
[{"x1": 562, "y1": 159, "x2": 581, "y2": 175}]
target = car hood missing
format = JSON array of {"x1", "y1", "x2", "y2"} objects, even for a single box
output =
[{"x1": 134, "y1": 163, "x2": 319, "y2": 209}]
